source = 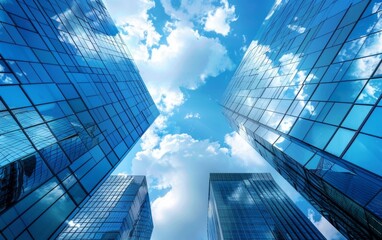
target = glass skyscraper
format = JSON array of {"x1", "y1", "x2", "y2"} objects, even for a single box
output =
[
  {"x1": 223, "y1": 0, "x2": 382, "y2": 239},
  {"x1": 58, "y1": 175, "x2": 153, "y2": 240},
  {"x1": 207, "y1": 173, "x2": 325, "y2": 240},
  {"x1": 0, "y1": 0, "x2": 158, "y2": 239}
]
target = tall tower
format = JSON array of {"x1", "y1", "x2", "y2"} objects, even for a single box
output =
[
  {"x1": 0, "y1": 0, "x2": 158, "y2": 239},
  {"x1": 207, "y1": 173, "x2": 325, "y2": 240},
  {"x1": 223, "y1": 0, "x2": 382, "y2": 238},
  {"x1": 58, "y1": 175, "x2": 153, "y2": 240}
]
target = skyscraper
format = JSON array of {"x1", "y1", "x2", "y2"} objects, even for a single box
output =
[
  {"x1": 58, "y1": 175, "x2": 153, "y2": 240},
  {"x1": 223, "y1": 0, "x2": 382, "y2": 239},
  {"x1": 207, "y1": 173, "x2": 325, "y2": 240},
  {"x1": 0, "y1": 0, "x2": 158, "y2": 239}
]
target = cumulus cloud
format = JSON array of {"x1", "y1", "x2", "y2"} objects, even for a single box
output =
[
  {"x1": 131, "y1": 131, "x2": 268, "y2": 240},
  {"x1": 204, "y1": 0, "x2": 237, "y2": 36},
  {"x1": 160, "y1": 0, "x2": 237, "y2": 36},
  {"x1": 184, "y1": 113, "x2": 201, "y2": 119},
  {"x1": 160, "y1": 0, "x2": 216, "y2": 23},
  {"x1": 129, "y1": 126, "x2": 308, "y2": 240},
  {"x1": 308, "y1": 209, "x2": 343, "y2": 240},
  {"x1": 104, "y1": 0, "x2": 160, "y2": 62},
  {"x1": 105, "y1": 0, "x2": 234, "y2": 114},
  {"x1": 138, "y1": 25, "x2": 234, "y2": 113},
  {"x1": 224, "y1": 132, "x2": 264, "y2": 167}
]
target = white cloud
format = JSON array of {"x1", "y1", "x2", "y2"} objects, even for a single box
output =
[
  {"x1": 131, "y1": 131, "x2": 270, "y2": 240},
  {"x1": 138, "y1": 24, "x2": 234, "y2": 113},
  {"x1": 105, "y1": 0, "x2": 234, "y2": 114},
  {"x1": 224, "y1": 132, "x2": 264, "y2": 167},
  {"x1": 287, "y1": 24, "x2": 306, "y2": 33},
  {"x1": 184, "y1": 113, "x2": 201, "y2": 119},
  {"x1": 308, "y1": 209, "x2": 343, "y2": 240},
  {"x1": 104, "y1": 0, "x2": 160, "y2": 62},
  {"x1": 265, "y1": 0, "x2": 282, "y2": 21},
  {"x1": 129, "y1": 125, "x2": 308, "y2": 240},
  {"x1": 160, "y1": 0, "x2": 216, "y2": 23},
  {"x1": 204, "y1": 0, "x2": 237, "y2": 36}
]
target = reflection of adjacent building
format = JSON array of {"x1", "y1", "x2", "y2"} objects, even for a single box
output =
[
  {"x1": 207, "y1": 173, "x2": 325, "y2": 240},
  {"x1": 223, "y1": 0, "x2": 382, "y2": 239},
  {"x1": 0, "y1": 160, "x2": 24, "y2": 212},
  {"x1": 0, "y1": 0, "x2": 158, "y2": 238},
  {"x1": 58, "y1": 175, "x2": 153, "y2": 240}
]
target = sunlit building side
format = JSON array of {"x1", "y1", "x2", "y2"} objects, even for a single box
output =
[
  {"x1": 223, "y1": 0, "x2": 382, "y2": 239},
  {"x1": 0, "y1": 0, "x2": 158, "y2": 239}
]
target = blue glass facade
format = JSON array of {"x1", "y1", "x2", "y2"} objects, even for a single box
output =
[
  {"x1": 207, "y1": 173, "x2": 325, "y2": 240},
  {"x1": 58, "y1": 175, "x2": 153, "y2": 240},
  {"x1": 223, "y1": 0, "x2": 382, "y2": 239},
  {"x1": 0, "y1": 0, "x2": 158, "y2": 239}
]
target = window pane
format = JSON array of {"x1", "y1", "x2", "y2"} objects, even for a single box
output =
[
  {"x1": 357, "y1": 78, "x2": 382, "y2": 104},
  {"x1": 324, "y1": 103, "x2": 351, "y2": 125},
  {"x1": 326, "y1": 128, "x2": 355, "y2": 156},
  {"x1": 344, "y1": 134, "x2": 382, "y2": 176},
  {"x1": 343, "y1": 56, "x2": 381, "y2": 80},
  {"x1": 0, "y1": 86, "x2": 31, "y2": 108},
  {"x1": 304, "y1": 122, "x2": 336, "y2": 149},
  {"x1": 342, "y1": 105, "x2": 372, "y2": 130},
  {"x1": 362, "y1": 107, "x2": 382, "y2": 137},
  {"x1": 329, "y1": 80, "x2": 366, "y2": 102},
  {"x1": 290, "y1": 118, "x2": 313, "y2": 140},
  {"x1": 23, "y1": 84, "x2": 64, "y2": 105}
]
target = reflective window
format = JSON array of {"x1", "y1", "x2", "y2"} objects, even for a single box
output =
[
  {"x1": 277, "y1": 115, "x2": 296, "y2": 134},
  {"x1": 305, "y1": 155, "x2": 333, "y2": 176},
  {"x1": 28, "y1": 194, "x2": 75, "y2": 239},
  {"x1": 285, "y1": 142, "x2": 314, "y2": 165},
  {"x1": 0, "y1": 42, "x2": 37, "y2": 62},
  {"x1": 274, "y1": 136, "x2": 291, "y2": 151},
  {"x1": 326, "y1": 128, "x2": 355, "y2": 156},
  {"x1": 335, "y1": 37, "x2": 365, "y2": 62},
  {"x1": 0, "y1": 111, "x2": 19, "y2": 134},
  {"x1": 362, "y1": 107, "x2": 382, "y2": 137},
  {"x1": 343, "y1": 56, "x2": 380, "y2": 80},
  {"x1": 357, "y1": 78, "x2": 382, "y2": 104},
  {"x1": 348, "y1": 14, "x2": 377, "y2": 40},
  {"x1": 0, "y1": 130, "x2": 34, "y2": 167},
  {"x1": 344, "y1": 134, "x2": 382, "y2": 176},
  {"x1": 37, "y1": 103, "x2": 65, "y2": 121},
  {"x1": 290, "y1": 118, "x2": 313, "y2": 140},
  {"x1": 358, "y1": 32, "x2": 382, "y2": 57},
  {"x1": 342, "y1": 105, "x2": 372, "y2": 130},
  {"x1": 23, "y1": 84, "x2": 65, "y2": 105},
  {"x1": 25, "y1": 124, "x2": 56, "y2": 150},
  {"x1": 330, "y1": 80, "x2": 366, "y2": 102},
  {"x1": 40, "y1": 143, "x2": 70, "y2": 174},
  {"x1": 311, "y1": 83, "x2": 338, "y2": 101},
  {"x1": 324, "y1": 103, "x2": 351, "y2": 125},
  {"x1": 13, "y1": 107, "x2": 43, "y2": 128},
  {"x1": 304, "y1": 122, "x2": 336, "y2": 149},
  {"x1": 0, "y1": 86, "x2": 31, "y2": 108}
]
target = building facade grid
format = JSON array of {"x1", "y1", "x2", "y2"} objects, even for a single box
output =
[
  {"x1": 208, "y1": 173, "x2": 325, "y2": 240},
  {"x1": 58, "y1": 175, "x2": 153, "y2": 240},
  {"x1": 0, "y1": 0, "x2": 158, "y2": 239},
  {"x1": 223, "y1": 0, "x2": 382, "y2": 239}
]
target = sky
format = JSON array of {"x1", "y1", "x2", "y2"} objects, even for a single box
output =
[{"x1": 103, "y1": 0, "x2": 343, "y2": 239}]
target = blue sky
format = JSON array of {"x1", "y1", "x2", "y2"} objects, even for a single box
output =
[{"x1": 103, "y1": 0, "x2": 343, "y2": 239}]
